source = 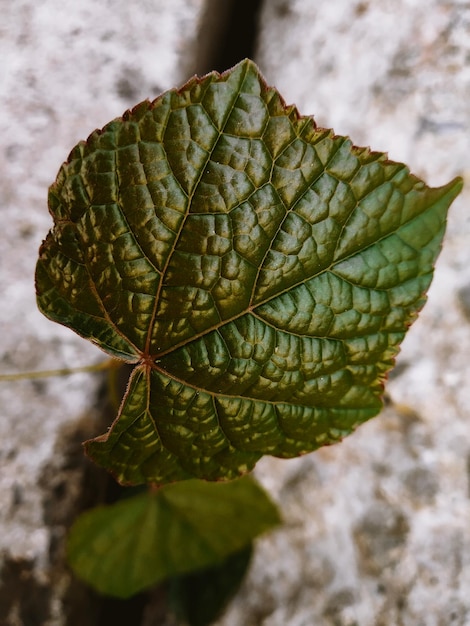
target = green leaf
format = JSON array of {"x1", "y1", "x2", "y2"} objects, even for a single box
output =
[
  {"x1": 35, "y1": 59, "x2": 463, "y2": 484},
  {"x1": 66, "y1": 477, "x2": 280, "y2": 598}
]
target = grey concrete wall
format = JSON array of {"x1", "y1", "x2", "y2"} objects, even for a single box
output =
[
  {"x1": 0, "y1": 2, "x2": 215, "y2": 623},
  {"x1": 1, "y1": 1, "x2": 469, "y2": 625},
  {"x1": 217, "y1": 2, "x2": 470, "y2": 625}
]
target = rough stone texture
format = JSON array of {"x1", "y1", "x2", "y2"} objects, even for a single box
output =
[
  {"x1": 215, "y1": 1, "x2": 470, "y2": 625},
  {"x1": 2, "y1": 1, "x2": 470, "y2": 625},
  {"x1": 0, "y1": 2, "x2": 214, "y2": 624}
]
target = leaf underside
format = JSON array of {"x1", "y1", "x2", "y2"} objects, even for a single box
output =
[{"x1": 35, "y1": 59, "x2": 463, "y2": 485}]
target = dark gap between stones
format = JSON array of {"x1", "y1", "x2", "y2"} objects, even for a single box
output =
[
  {"x1": 54, "y1": 3, "x2": 264, "y2": 625},
  {"x1": 193, "y1": 0, "x2": 264, "y2": 75}
]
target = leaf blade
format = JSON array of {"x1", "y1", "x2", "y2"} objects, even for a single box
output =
[
  {"x1": 67, "y1": 477, "x2": 280, "y2": 598},
  {"x1": 36, "y1": 59, "x2": 463, "y2": 484}
]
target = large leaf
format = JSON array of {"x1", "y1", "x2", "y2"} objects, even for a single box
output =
[
  {"x1": 35, "y1": 59, "x2": 463, "y2": 484},
  {"x1": 67, "y1": 477, "x2": 279, "y2": 598}
]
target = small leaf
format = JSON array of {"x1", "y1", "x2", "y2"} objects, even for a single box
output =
[
  {"x1": 66, "y1": 477, "x2": 280, "y2": 598},
  {"x1": 35, "y1": 59, "x2": 463, "y2": 484}
]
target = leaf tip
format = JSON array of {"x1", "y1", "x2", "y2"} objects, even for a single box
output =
[{"x1": 446, "y1": 174, "x2": 464, "y2": 199}]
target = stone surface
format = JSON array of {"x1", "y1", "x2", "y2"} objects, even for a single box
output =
[
  {"x1": 0, "y1": 2, "x2": 214, "y2": 623},
  {"x1": 215, "y1": 1, "x2": 470, "y2": 625},
  {"x1": 2, "y1": 1, "x2": 470, "y2": 625}
]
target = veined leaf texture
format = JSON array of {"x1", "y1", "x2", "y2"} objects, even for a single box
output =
[{"x1": 36, "y1": 59, "x2": 462, "y2": 484}]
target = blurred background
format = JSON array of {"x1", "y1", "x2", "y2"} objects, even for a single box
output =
[{"x1": 1, "y1": 1, "x2": 469, "y2": 624}]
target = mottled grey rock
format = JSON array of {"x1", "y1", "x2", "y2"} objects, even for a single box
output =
[
  {"x1": 216, "y1": 1, "x2": 470, "y2": 625},
  {"x1": 457, "y1": 284, "x2": 470, "y2": 323},
  {"x1": 2, "y1": 1, "x2": 470, "y2": 625},
  {"x1": 0, "y1": 2, "x2": 215, "y2": 623}
]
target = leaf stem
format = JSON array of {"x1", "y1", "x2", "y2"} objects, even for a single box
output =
[{"x1": 0, "y1": 358, "x2": 121, "y2": 381}]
